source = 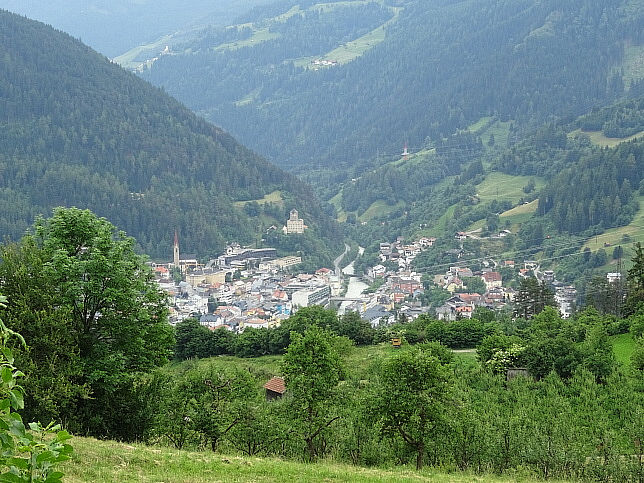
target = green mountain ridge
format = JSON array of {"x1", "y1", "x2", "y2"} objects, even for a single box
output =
[
  {"x1": 0, "y1": 10, "x2": 342, "y2": 262},
  {"x1": 135, "y1": 0, "x2": 642, "y2": 183}
]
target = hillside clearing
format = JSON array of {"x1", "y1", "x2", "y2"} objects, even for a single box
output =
[
  {"x1": 475, "y1": 173, "x2": 545, "y2": 204},
  {"x1": 466, "y1": 117, "x2": 512, "y2": 150},
  {"x1": 611, "y1": 333, "x2": 637, "y2": 366},
  {"x1": 359, "y1": 200, "x2": 405, "y2": 222},
  {"x1": 581, "y1": 195, "x2": 644, "y2": 255},
  {"x1": 234, "y1": 190, "x2": 284, "y2": 207},
  {"x1": 297, "y1": 5, "x2": 402, "y2": 67},
  {"x1": 216, "y1": 27, "x2": 280, "y2": 51},
  {"x1": 569, "y1": 129, "x2": 644, "y2": 148},
  {"x1": 499, "y1": 199, "x2": 538, "y2": 225}
]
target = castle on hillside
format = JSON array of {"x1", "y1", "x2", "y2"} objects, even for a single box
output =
[{"x1": 283, "y1": 209, "x2": 306, "y2": 234}]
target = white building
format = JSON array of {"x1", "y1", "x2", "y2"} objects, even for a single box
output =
[{"x1": 285, "y1": 209, "x2": 306, "y2": 234}]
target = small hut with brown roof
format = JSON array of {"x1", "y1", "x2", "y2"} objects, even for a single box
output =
[{"x1": 263, "y1": 376, "x2": 286, "y2": 401}]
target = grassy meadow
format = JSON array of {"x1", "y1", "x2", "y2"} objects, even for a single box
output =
[
  {"x1": 475, "y1": 172, "x2": 545, "y2": 204},
  {"x1": 611, "y1": 332, "x2": 637, "y2": 366},
  {"x1": 233, "y1": 190, "x2": 284, "y2": 208},
  {"x1": 581, "y1": 195, "x2": 644, "y2": 257},
  {"x1": 62, "y1": 436, "x2": 521, "y2": 483},
  {"x1": 569, "y1": 129, "x2": 644, "y2": 148}
]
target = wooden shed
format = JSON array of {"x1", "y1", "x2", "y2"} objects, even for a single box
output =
[{"x1": 263, "y1": 376, "x2": 286, "y2": 401}]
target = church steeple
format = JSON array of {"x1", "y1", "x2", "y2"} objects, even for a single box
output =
[{"x1": 173, "y1": 230, "x2": 180, "y2": 268}]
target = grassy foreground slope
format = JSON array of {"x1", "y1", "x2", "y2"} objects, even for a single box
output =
[{"x1": 62, "y1": 437, "x2": 519, "y2": 482}]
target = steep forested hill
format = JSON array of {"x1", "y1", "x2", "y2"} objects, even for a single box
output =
[
  {"x1": 135, "y1": 0, "x2": 643, "y2": 180},
  {"x1": 0, "y1": 10, "x2": 342, "y2": 262}
]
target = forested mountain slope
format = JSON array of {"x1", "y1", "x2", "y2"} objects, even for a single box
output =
[
  {"x1": 136, "y1": 0, "x2": 643, "y2": 180},
  {"x1": 0, "y1": 10, "x2": 341, "y2": 262}
]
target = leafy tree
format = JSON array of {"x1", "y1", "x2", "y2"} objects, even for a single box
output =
[
  {"x1": 375, "y1": 346, "x2": 451, "y2": 469},
  {"x1": 581, "y1": 325, "x2": 616, "y2": 383},
  {"x1": 477, "y1": 334, "x2": 524, "y2": 367},
  {"x1": 282, "y1": 326, "x2": 345, "y2": 461},
  {"x1": 0, "y1": 295, "x2": 73, "y2": 482},
  {"x1": 227, "y1": 401, "x2": 287, "y2": 457},
  {"x1": 0, "y1": 208, "x2": 174, "y2": 438},
  {"x1": 192, "y1": 365, "x2": 258, "y2": 452},
  {"x1": 458, "y1": 277, "x2": 487, "y2": 295},
  {"x1": 234, "y1": 328, "x2": 271, "y2": 358},
  {"x1": 523, "y1": 337, "x2": 580, "y2": 380},
  {"x1": 175, "y1": 318, "x2": 212, "y2": 360},
  {"x1": 334, "y1": 312, "x2": 375, "y2": 346}
]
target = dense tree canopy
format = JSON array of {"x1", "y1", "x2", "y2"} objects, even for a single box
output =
[{"x1": 0, "y1": 207, "x2": 174, "y2": 438}]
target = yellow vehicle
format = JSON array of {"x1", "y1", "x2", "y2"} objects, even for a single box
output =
[{"x1": 391, "y1": 337, "x2": 402, "y2": 348}]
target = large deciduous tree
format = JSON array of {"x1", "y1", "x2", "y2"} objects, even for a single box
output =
[
  {"x1": 282, "y1": 325, "x2": 345, "y2": 461},
  {"x1": 0, "y1": 207, "x2": 174, "y2": 438},
  {"x1": 376, "y1": 346, "x2": 451, "y2": 470}
]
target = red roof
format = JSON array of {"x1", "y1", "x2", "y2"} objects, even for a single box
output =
[
  {"x1": 483, "y1": 272, "x2": 502, "y2": 282},
  {"x1": 263, "y1": 377, "x2": 286, "y2": 394}
]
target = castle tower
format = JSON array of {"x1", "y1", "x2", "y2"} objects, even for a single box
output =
[
  {"x1": 286, "y1": 209, "x2": 305, "y2": 234},
  {"x1": 173, "y1": 230, "x2": 180, "y2": 268}
]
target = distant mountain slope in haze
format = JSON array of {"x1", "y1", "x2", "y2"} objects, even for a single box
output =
[
  {"x1": 0, "y1": 10, "x2": 341, "y2": 261},
  {"x1": 137, "y1": 0, "x2": 643, "y2": 179},
  {"x1": 0, "y1": 0, "x2": 274, "y2": 57}
]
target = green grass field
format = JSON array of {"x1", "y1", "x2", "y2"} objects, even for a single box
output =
[
  {"x1": 233, "y1": 190, "x2": 284, "y2": 208},
  {"x1": 466, "y1": 117, "x2": 512, "y2": 150},
  {"x1": 499, "y1": 199, "x2": 538, "y2": 225},
  {"x1": 611, "y1": 333, "x2": 637, "y2": 366},
  {"x1": 298, "y1": 5, "x2": 401, "y2": 67},
  {"x1": 431, "y1": 203, "x2": 458, "y2": 236},
  {"x1": 581, "y1": 195, "x2": 644, "y2": 255},
  {"x1": 391, "y1": 148, "x2": 436, "y2": 167},
  {"x1": 62, "y1": 436, "x2": 518, "y2": 482},
  {"x1": 113, "y1": 35, "x2": 174, "y2": 70},
  {"x1": 569, "y1": 129, "x2": 644, "y2": 148},
  {"x1": 162, "y1": 344, "x2": 478, "y2": 385},
  {"x1": 358, "y1": 200, "x2": 405, "y2": 222},
  {"x1": 475, "y1": 173, "x2": 545, "y2": 204},
  {"x1": 216, "y1": 27, "x2": 281, "y2": 51}
]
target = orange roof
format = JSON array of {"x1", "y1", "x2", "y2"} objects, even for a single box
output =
[
  {"x1": 456, "y1": 306, "x2": 473, "y2": 312},
  {"x1": 263, "y1": 377, "x2": 286, "y2": 394}
]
